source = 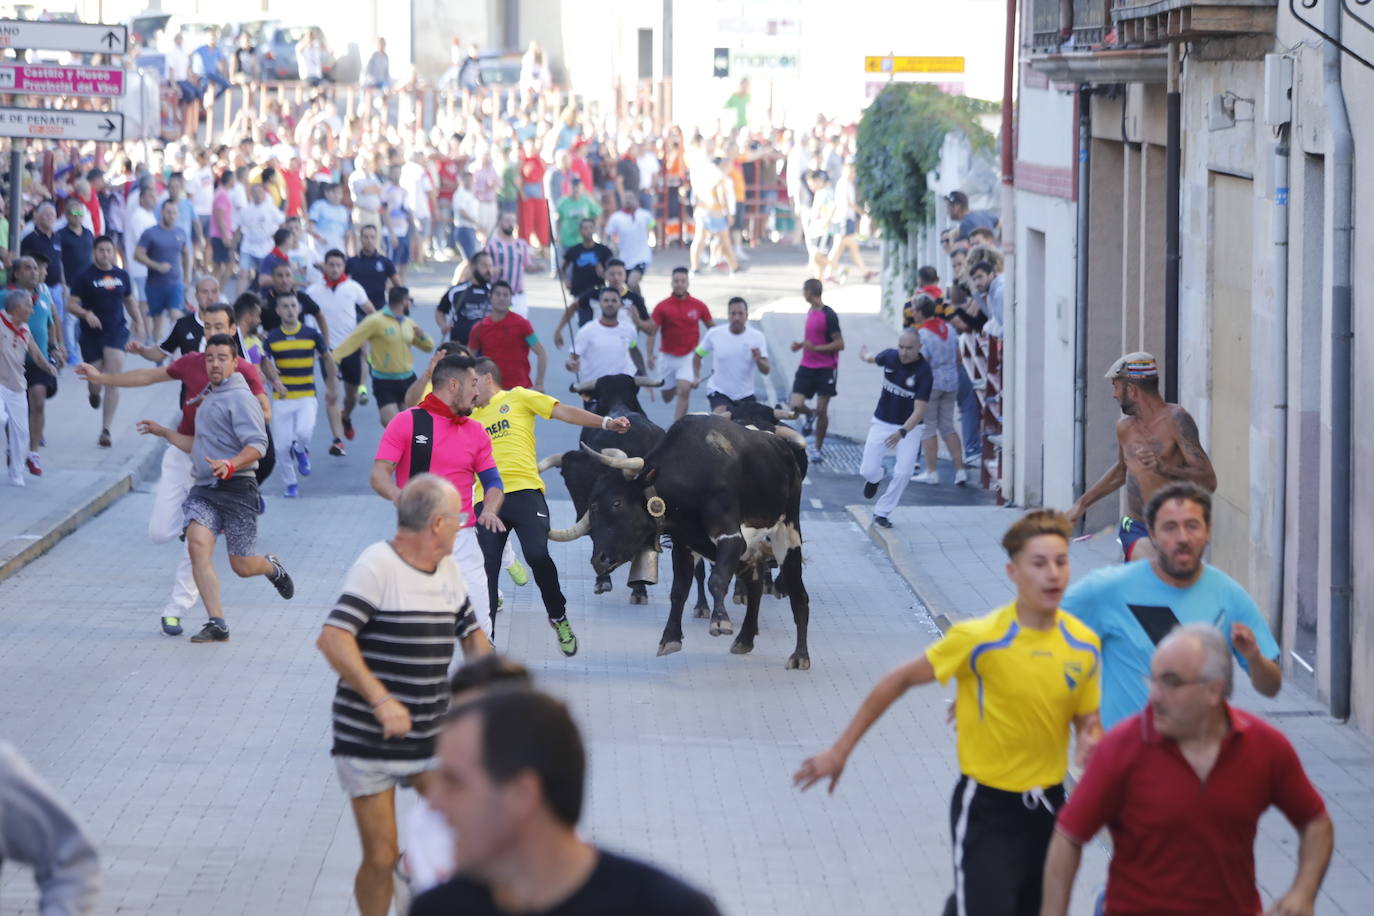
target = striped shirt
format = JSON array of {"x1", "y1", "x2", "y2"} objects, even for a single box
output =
[
  {"x1": 326, "y1": 542, "x2": 479, "y2": 761},
  {"x1": 264, "y1": 323, "x2": 328, "y2": 399},
  {"x1": 486, "y1": 235, "x2": 532, "y2": 294}
]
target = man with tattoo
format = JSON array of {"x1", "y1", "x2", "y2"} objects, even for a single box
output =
[{"x1": 1067, "y1": 353, "x2": 1216, "y2": 561}]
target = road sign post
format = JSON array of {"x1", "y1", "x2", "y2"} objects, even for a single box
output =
[
  {"x1": 0, "y1": 20, "x2": 127, "y2": 55},
  {"x1": 0, "y1": 108, "x2": 123, "y2": 141}
]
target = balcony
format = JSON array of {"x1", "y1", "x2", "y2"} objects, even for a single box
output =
[
  {"x1": 1112, "y1": 0, "x2": 1277, "y2": 44},
  {"x1": 1027, "y1": 0, "x2": 1168, "y2": 84},
  {"x1": 1030, "y1": 0, "x2": 1115, "y2": 53}
]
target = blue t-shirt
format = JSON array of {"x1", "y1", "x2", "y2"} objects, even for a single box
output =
[
  {"x1": 137, "y1": 224, "x2": 187, "y2": 287},
  {"x1": 1060, "y1": 562, "x2": 1280, "y2": 728},
  {"x1": 70, "y1": 264, "x2": 132, "y2": 332},
  {"x1": 308, "y1": 199, "x2": 349, "y2": 245},
  {"x1": 345, "y1": 252, "x2": 396, "y2": 308},
  {"x1": 22, "y1": 283, "x2": 54, "y2": 355},
  {"x1": 872, "y1": 349, "x2": 932, "y2": 425}
]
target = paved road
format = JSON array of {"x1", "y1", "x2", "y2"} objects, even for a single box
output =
[{"x1": 0, "y1": 257, "x2": 1096, "y2": 915}]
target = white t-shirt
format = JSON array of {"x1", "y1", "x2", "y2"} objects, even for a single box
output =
[
  {"x1": 604, "y1": 208, "x2": 653, "y2": 269},
  {"x1": 239, "y1": 199, "x2": 283, "y2": 259},
  {"x1": 637, "y1": 153, "x2": 660, "y2": 189},
  {"x1": 697, "y1": 324, "x2": 768, "y2": 400},
  {"x1": 186, "y1": 165, "x2": 216, "y2": 217},
  {"x1": 451, "y1": 188, "x2": 480, "y2": 230},
  {"x1": 399, "y1": 161, "x2": 434, "y2": 218},
  {"x1": 308, "y1": 277, "x2": 372, "y2": 348},
  {"x1": 349, "y1": 169, "x2": 383, "y2": 213},
  {"x1": 573, "y1": 318, "x2": 638, "y2": 383},
  {"x1": 124, "y1": 205, "x2": 157, "y2": 281}
]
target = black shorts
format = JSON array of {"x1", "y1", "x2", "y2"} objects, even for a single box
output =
[
  {"x1": 78, "y1": 324, "x2": 130, "y2": 364},
  {"x1": 708, "y1": 392, "x2": 756, "y2": 412},
  {"x1": 371, "y1": 374, "x2": 416, "y2": 408},
  {"x1": 211, "y1": 237, "x2": 233, "y2": 265},
  {"x1": 942, "y1": 776, "x2": 1064, "y2": 916},
  {"x1": 792, "y1": 366, "x2": 837, "y2": 399},
  {"x1": 338, "y1": 351, "x2": 363, "y2": 387},
  {"x1": 24, "y1": 357, "x2": 56, "y2": 397}
]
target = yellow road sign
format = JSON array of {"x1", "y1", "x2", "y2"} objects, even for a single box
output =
[{"x1": 864, "y1": 56, "x2": 966, "y2": 74}]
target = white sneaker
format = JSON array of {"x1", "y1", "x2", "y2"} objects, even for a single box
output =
[
  {"x1": 912, "y1": 470, "x2": 939, "y2": 485},
  {"x1": 955, "y1": 469, "x2": 968, "y2": 486},
  {"x1": 964, "y1": 454, "x2": 982, "y2": 469}
]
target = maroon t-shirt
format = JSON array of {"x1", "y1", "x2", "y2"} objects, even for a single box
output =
[
  {"x1": 1057, "y1": 705, "x2": 1327, "y2": 915},
  {"x1": 166, "y1": 353, "x2": 265, "y2": 435},
  {"x1": 468, "y1": 312, "x2": 538, "y2": 390}
]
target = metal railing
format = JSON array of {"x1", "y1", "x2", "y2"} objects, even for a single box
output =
[{"x1": 1028, "y1": 0, "x2": 1115, "y2": 52}]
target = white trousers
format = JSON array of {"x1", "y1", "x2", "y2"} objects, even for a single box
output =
[
  {"x1": 860, "y1": 417, "x2": 924, "y2": 519},
  {"x1": 148, "y1": 446, "x2": 201, "y2": 616},
  {"x1": 270, "y1": 397, "x2": 318, "y2": 487},
  {"x1": 452, "y1": 526, "x2": 492, "y2": 636},
  {"x1": 1, "y1": 385, "x2": 28, "y2": 484}
]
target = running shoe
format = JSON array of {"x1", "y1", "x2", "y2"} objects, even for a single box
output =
[
  {"x1": 329, "y1": 438, "x2": 346, "y2": 456},
  {"x1": 161, "y1": 615, "x2": 183, "y2": 636},
  {"x1": 343, "y1": 417, "x2": 356, "y2": 441},
  {"x1": 873, "y1": 515, "x2": 893, "y2": 529},
  {"x1": 25, "y1": 453, "x2": 41, "y2": 476},
  {"x1": 550, "y1": 617, "x2": 578, "y2": 657},
  {"x1": 863, "y1": 480, "x2": 878, "y2": 500},
  {"x1": 955, "y1": 469, "x2": 969, "y2": 487},
  {"x1": 806, "y1": 446, "x2": 823, "y2": 463},
  {"x1": 802, "y1": 414, "x2": 815, "y2": 436},
  {"x1": 266, "y1": 554, "x2": 294, "y2": 599},
  {"x1": 912, "y1": 470, "x2": 939, "y2": 485},
  {"x1": 506, "y1": 559, "x2": 529, "y2": 586},
  {"x1": 190, "y1": 618, "x2": 229, "y2": 643},
  {"x1": 964, "y1": 454, "x2": 983, "y2": 469},
  {"x1": 357, "y1": 384, "x2": 370, "y2": 406},
  {"x1": 88, "y1": 390, "x2": 100, "y2": 409},
  {"x1": 98, "y1": 428, "x2": 111, "y2": 448},
  {"x1": 283, "y1": 484, "x2": 300, "y2": 498},
  {"x1": 295, "y1": 446, "x2": 311, "y2": 477}
]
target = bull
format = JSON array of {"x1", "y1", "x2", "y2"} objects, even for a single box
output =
[{"x1": 578, "y1": 414, "x2": 813, "y2": 669}]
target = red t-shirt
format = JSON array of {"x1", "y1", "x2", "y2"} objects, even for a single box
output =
[
  {"x1": 651, "y1": 295, "x2": 713, "y2": 357},
  {"x1": 435, "y1": 157, "x2": 460, "y2": 203},
  {"x1": 166, "y1": 354, "x2": 265, "y2": 435},
  {"x1": 376, "y1": 406, "x2": 496, "y2": 527},
  {"x1": 1057, "y1": 705, "x2": 1327, "y2": 915},
  {"x1": 469, "y1": 312, "x2": 538, "y2": 389},
  {"x1": 282, "y1": 168, "x2": 305, "y2": 218}
]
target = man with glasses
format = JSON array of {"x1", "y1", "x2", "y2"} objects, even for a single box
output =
[{"x1": 1060, "y1": 481, "x2": 1281, "y2": 729}]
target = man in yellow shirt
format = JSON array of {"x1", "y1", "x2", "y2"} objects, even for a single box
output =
[
  {"x1": 331, "y1": 285, "x2": 433, "y2": 427},
  {"x1": 470, "y1": 357, "x2": 630, "y2": 656},
  {"x1": 794, "y1": 509, "x2": 1102, "y2": 916}
]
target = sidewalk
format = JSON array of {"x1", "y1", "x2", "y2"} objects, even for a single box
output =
[
  {"x1": 0, "y1": 360, "x2": 175, "y2": 581},
  {"x1": 849, "y1": 501, "x2": 1374, "y2": 912}
]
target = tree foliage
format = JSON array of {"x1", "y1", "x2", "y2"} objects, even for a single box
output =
[{"x1": 856, "y1": 84, "x2": 999, "y2": 244}]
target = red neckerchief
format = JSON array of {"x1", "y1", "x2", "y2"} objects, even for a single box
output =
[
  {"x1": 419, "y1": 392, "x2": 468, "y2": 425},
  {"x1": 325, "y1": 273, "x2": 349, "y2": 290},
  {"x1": 920, "y1": 317, "x2": 950, "y2": 340},
  {"x1": 920, "y1": 284, "x2": 943, "y2": 300},
  {"x1": 0, "y1": 311, "x2": 27, "y2": 340},
  {"x1": 269, "y1": 247, "x2": 289, "y2": 262}
]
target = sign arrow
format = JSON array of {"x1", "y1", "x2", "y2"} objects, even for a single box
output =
[
  {"x1": 99, "y1": 117, "x2": 115, "y2": 136},
  {"x1": 101, "y1": 31, "x2": 119, "y2": 50}
]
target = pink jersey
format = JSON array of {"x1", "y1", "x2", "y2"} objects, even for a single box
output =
[{"x1": 377, "y1": 406, "x2": 496, "y2": 527}]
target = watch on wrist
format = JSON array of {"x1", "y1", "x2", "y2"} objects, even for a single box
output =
[{"x1": 898, "y1": 427, "x2": 908, "y2": 438}]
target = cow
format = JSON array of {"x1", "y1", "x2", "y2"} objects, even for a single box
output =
[
  {"x1": 570, "y1": 373, "x2": 659, "y2": 419},
  {"x1": 576, "y1": 414, "x2": 813, "y2": 669}
]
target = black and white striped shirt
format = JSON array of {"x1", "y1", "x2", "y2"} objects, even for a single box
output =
[{"x1": 326, "y1": 542, "x2": 478, "y2": 761}]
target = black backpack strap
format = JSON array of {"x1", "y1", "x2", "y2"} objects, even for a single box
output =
[{"x1": 408, "y1": 408, "x2": 435, "y2": 478}]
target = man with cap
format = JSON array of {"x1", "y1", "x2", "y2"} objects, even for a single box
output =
[
  {"x1": 1067, "y1": 352, "x2": 1216, "y2": 561},
  {"x1": 943, "y1": 190, "x2": 999, "y2": 243}
]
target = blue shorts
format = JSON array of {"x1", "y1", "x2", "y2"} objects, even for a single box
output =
[
  {"x1": 146, "y1": 282, "x2": 185, "y2": 316},
  {"x1": 1118, "y1": 516, "x2": 1150, "y2": 561}
]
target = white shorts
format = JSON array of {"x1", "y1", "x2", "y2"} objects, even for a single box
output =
[
  {"x1": 657, "y1": 351, "x2": 695, "y2": 385},
  {"x1": 334, "y1": 754, "x2": 435, "y2": 799}
]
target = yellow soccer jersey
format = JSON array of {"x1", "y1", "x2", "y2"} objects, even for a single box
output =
[
  {"x1": 925, "y1": 603, "x2": 1101, "y2": 792},
  {"x1": 471, "y1": 387, "x2": 559, "y2": 501}
]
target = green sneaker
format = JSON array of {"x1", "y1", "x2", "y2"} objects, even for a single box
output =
[
  {"x1": 506, "y1": 558, "x2": 529, "y2": 586},
  {"x1": 550, "y1": 617, "x2": 578, "y2": 657},
  {"x1": 357, "y1": 383, "x2": 370, "y2": 405}
]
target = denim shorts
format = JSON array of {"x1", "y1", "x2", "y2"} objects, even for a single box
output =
[
  {"x1": 334, "y1": 754, "x2": 436, "y2": 799},
  {"x1": 146, "y1": 282, "x2": 185, "y2": 316}
]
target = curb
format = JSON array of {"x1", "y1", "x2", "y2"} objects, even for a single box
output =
[
  {"x1": 846, "y1": 503, "x2": 954, "y2": 635},
  {"x1": 0, "y1": 435, "x2": 167, "y2": 584}
]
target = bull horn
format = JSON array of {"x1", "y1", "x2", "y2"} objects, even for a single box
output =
[
  {"x1": 571, "y1": 380, "x2": 597, "y2": 394},
  {"x1": 634, "y1": 376, "x2": 666, "y2": 388},
  {"x1": 537, "y1": 453, "x2": 564, "y2": 472},
  {"x1": 548, "y1": 512, "x2": 591, "y2": 542},
  {"x1": 580, "y1": 443, "x2": 645, "y2": 473},
  {"x1": 773, "y1": 407, "x2": 798, "y2": 420},
  {"x1": 774, "y1": 426, "x2": 806, "y2": 448}
]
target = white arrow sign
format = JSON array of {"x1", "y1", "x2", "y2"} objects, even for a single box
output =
[
  {"x1": 0, "y1": 107, "x2": 123, "y2": 141},
  {"x1": 0, "y1": 19, "x2": 127, "y2": 55}
]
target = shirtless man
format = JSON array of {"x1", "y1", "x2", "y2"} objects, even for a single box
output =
[{"x1": 1066, "y1": 352, "x2": 1217, "y2": 561}]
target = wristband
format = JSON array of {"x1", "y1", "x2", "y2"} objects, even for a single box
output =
[
  {"x1": 602, "y1": 415, "x2": 611, "y2": 429},
  {"x1": 371, "y1": 694, "x2": 395, "y2": 709},
  {"x1": 224, "y1": 461, "x2": 236, "y2": 478},
  {"x1": 898, "y1": 428, "x2": 908, "y2": 439}
]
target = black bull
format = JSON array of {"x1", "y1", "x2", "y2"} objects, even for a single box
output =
[{"x1": 571, "y1": 415, "x2": 812, "y2": 669}]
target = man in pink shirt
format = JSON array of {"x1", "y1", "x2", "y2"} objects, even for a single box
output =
[
  {"x1": 371, "y1": 353, "x2": 506, "y2": 635},
  {"x1": 788, "y1": 278, "x2": 844, "y2": 460}
]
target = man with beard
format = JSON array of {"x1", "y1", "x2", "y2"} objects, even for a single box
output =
[
  {"x1": 1067, "y1": 353, "x2": 1216, "y2": 562},
  {"x1": 332, "y1": 285, "x2": 434, "y2": 427},
  {"x1": 1060, "y1": 481, "x2": 1281, "y2": 730},
  {"x1": 435, "y1": 250, "x2": 494, "y2": 345}
]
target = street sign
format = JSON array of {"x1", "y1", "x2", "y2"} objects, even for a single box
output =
[
  {"x1": 0, "y1": 19, "x2": 127, "y2": 55},
  {"x1": 864, "y1": 56, "x2": 966, "y2": 74},
  {"x1": 0, "y1": 63, "x2": 124, "y2": 97},
  {"x1": 0, "y1": 107, "x2": 123, "y2": 141}
]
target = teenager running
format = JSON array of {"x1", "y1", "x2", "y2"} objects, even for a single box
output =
[
  {"x1": 331, "y1": 285, "x2": 434, "y2": 427},
  {"x1": 264, "y1": 294, "x2": 333, "y2": 498}
]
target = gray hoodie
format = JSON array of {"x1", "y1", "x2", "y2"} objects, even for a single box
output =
[
  {"x1": 0, "y1": 742, "x2": 100, "y2": 915},
  {"x1": 189, "y1": 372, "x2": 267, "y2": 486}
]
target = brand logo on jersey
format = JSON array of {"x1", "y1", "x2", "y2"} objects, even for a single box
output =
[
  {"x1": 485, "y1": 419, "x2": 510, "y2": 436},
  {"x1": 414, "y1": 434, "x2": 429, "y2": 445},
  {"x1": 1063, "y1": 660, "x2": 1084, "y2": 690},
  {"x1": 91, "y1": 275, "x2": 124, "y2": 291},
  {"x1": 499, "y1": 403, "x2": 510, "y2": 414}
]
